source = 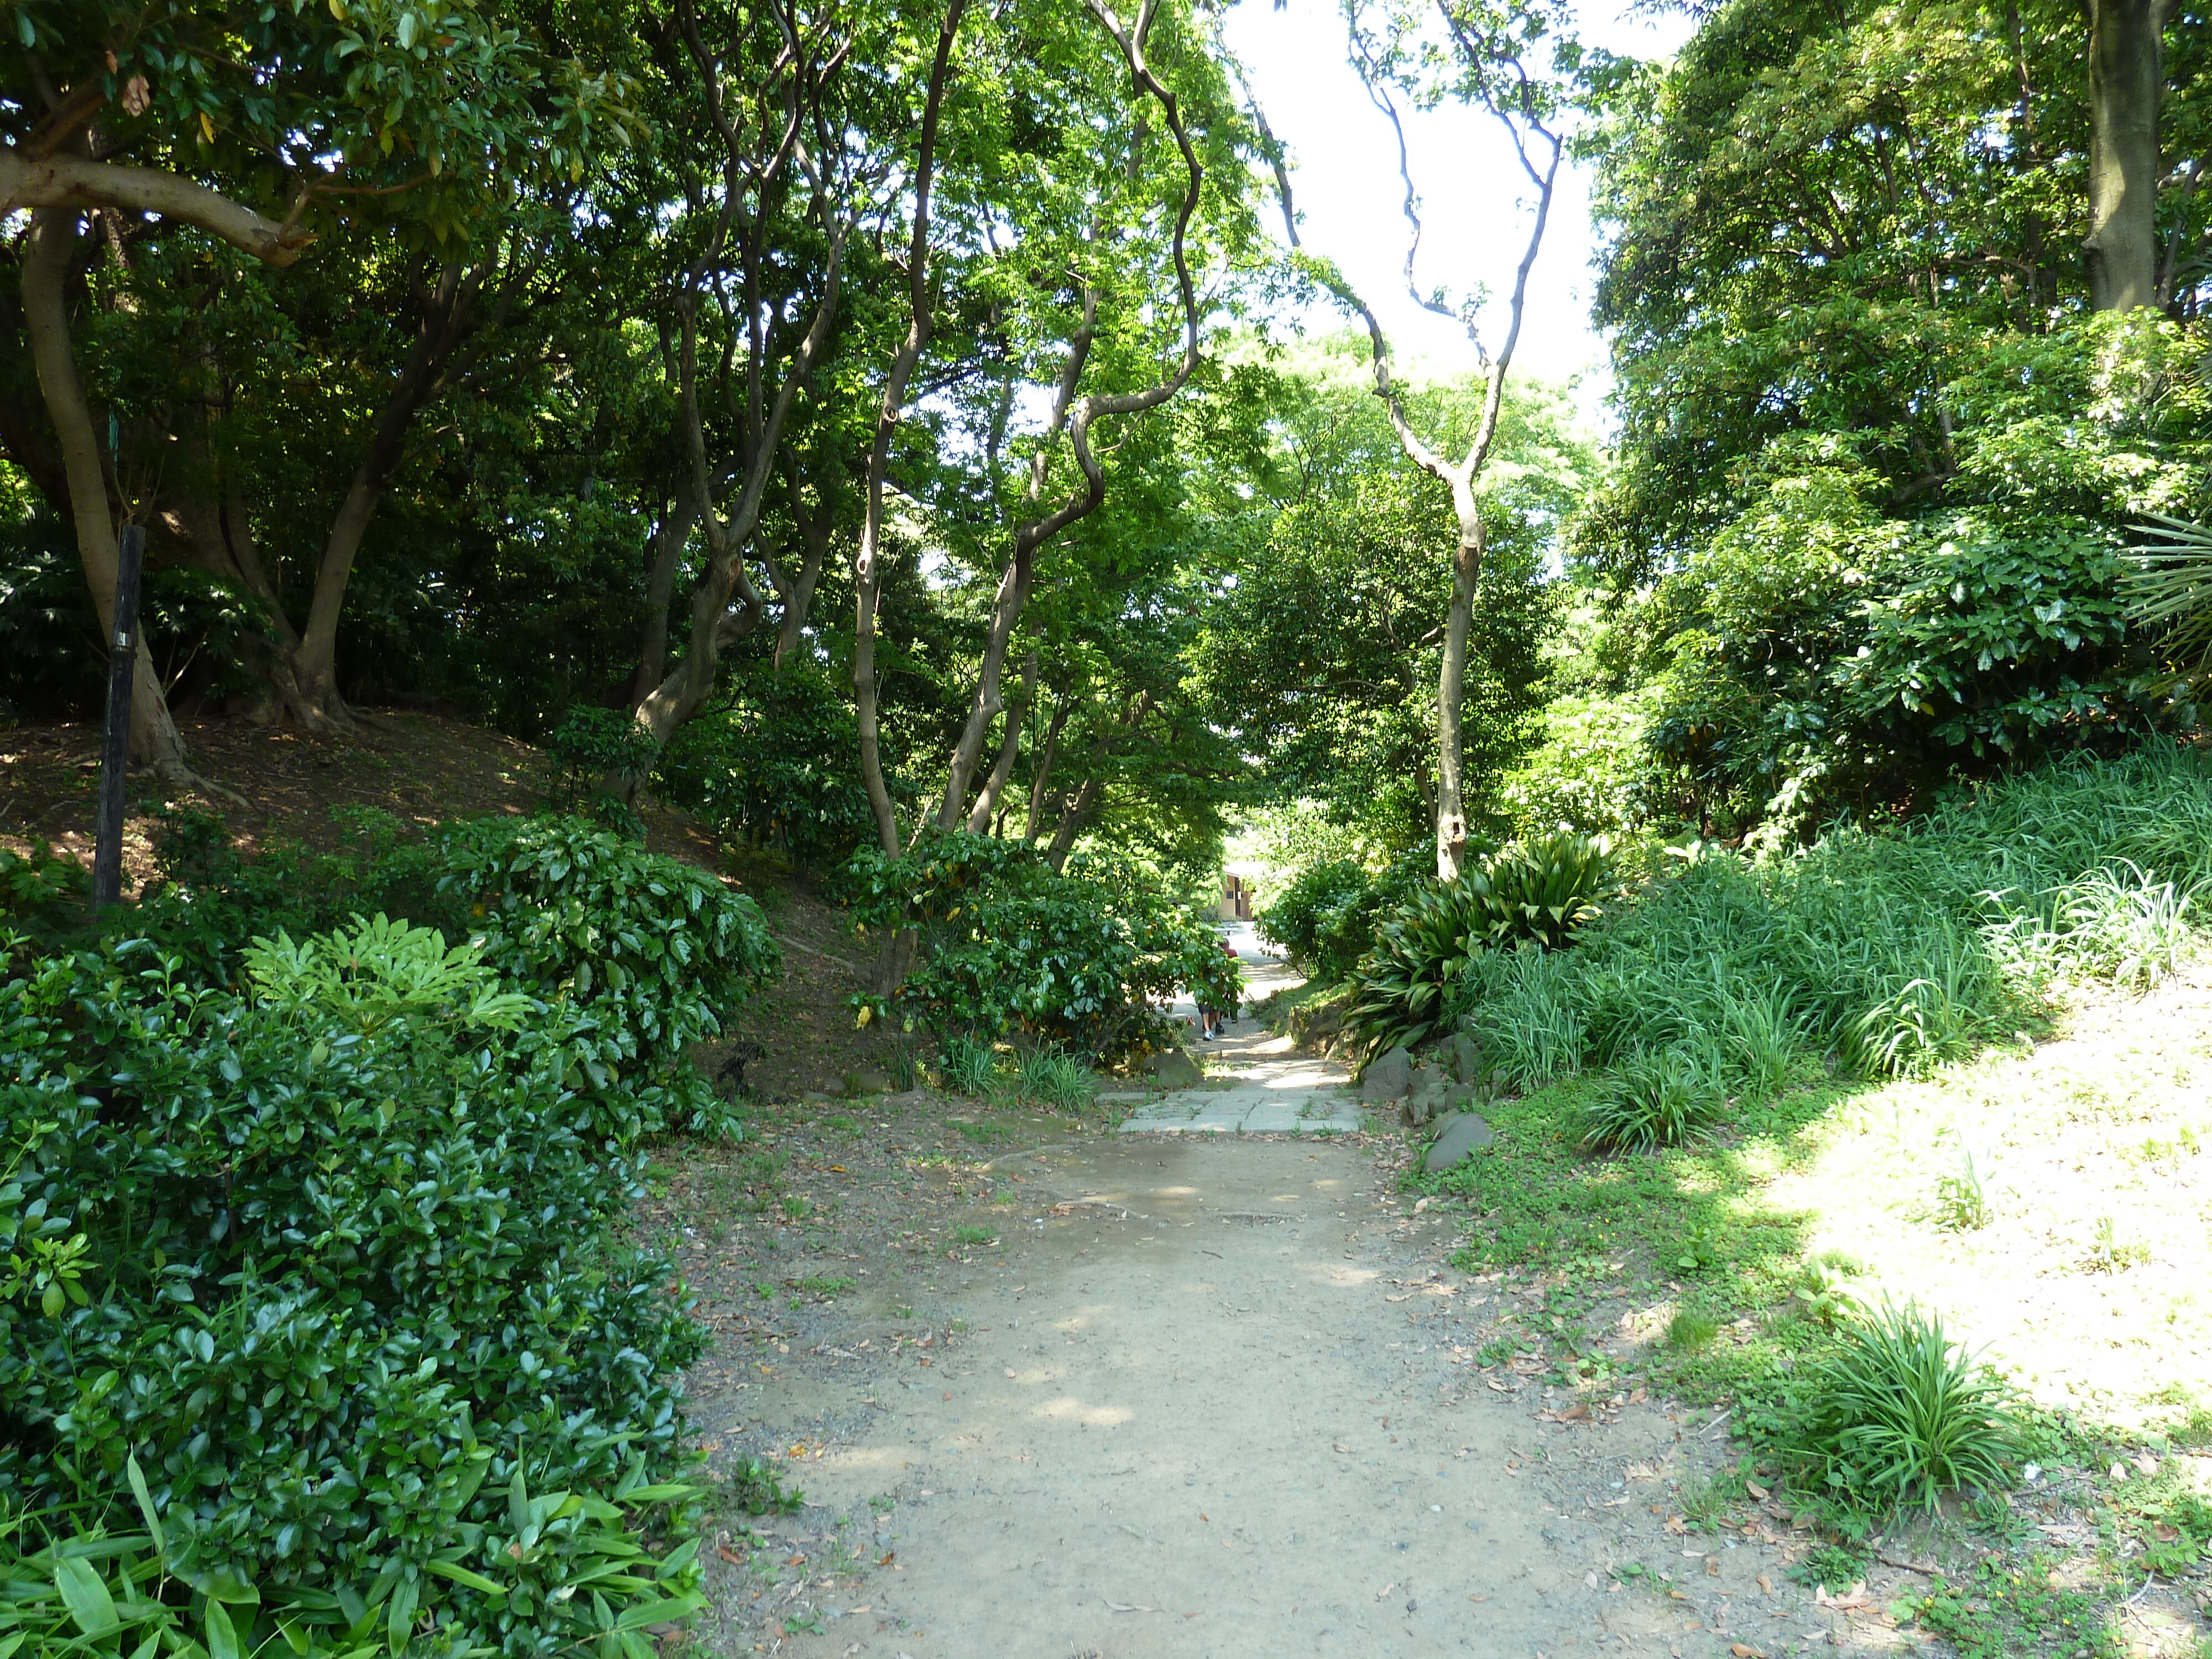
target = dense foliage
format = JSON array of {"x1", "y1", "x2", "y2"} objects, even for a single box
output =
[
  {"x1": 1456, "y1": 749, "x2": 2212, "y2": 1094},
  {"x1": 1256, "y1": 852, "x2": 1429, "y2": 986},
  {"x1": 1340, "y1": 831, "x2": 1616, "y2": 1061},
  {"x1": 1572, "y1": 0, "x2": 2211, "y2": 833},
  {"x1": 838, "y1": 831, "x2": 1238, "y2": 1057},
  {"x1": 0, "y1": 815, "x2": 774, "y2": 1649},
  {"x1": 654, "y1": 667, "x2": 888, "y2": 867},
  {"x1": 0, "y1": 920, "x2": 711, "y2": 1655}
]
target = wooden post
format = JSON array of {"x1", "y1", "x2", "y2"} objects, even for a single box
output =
[{"x1": 92, "y1": 523, "x2": 145, "y2": 908}]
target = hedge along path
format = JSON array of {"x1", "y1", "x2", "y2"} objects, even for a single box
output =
[{"x1": 680, "y1": 1008, "x2": 1899, "y2": 1656}]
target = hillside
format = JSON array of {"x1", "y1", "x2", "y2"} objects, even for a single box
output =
[{"x1": 0, "y1": 712, "x2": 890, "y2": 1100}]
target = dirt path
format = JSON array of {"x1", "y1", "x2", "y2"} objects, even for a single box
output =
[{"x1": 678, "y1": 991, "x2": 1874, "y2": 1658}]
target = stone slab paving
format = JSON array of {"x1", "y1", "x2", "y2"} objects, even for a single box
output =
[{"x1": 1117, "y1": 948, "x2": 1363, "y2": 1134}]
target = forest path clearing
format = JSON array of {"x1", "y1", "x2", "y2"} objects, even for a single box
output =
[{"x1": 693, "y1": 1123, "x2": 1863, "y2": 1659}]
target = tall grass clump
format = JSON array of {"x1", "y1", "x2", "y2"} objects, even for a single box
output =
[
  {"x1": 1456, "y1": 748, "x2": 2212, "y2": 1085},
  {"x1": 1794, "y1": 1304, "x2": 2022, "y2": 1512},
  {"x1": 1581, "y1": 1044, "x2": 1722, "y2": 1152},
  {"x1": 1013, "y1": 1044, "x2": 1097, "y2": 1112}
]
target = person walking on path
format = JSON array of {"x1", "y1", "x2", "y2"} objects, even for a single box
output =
[{"x1": 1198, "y1": 936, "x2": 1240, "y2": 1040}]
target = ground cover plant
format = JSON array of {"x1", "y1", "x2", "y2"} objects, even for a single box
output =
[
  {"x1": 0, "y1": 813, "x2": 777, "y2": 1657},
  {"x1": 1457, "y1": 749, "x2": 2212, "y2": 1092}
]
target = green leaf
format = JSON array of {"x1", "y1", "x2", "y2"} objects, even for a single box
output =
[
  {"x1": 126, "y1": 1455, "x2": 166, "y2": 1557},
  {"x1": 186, "y1": 1566, "x2": 262, "y2": 1606},
  {"x1": 205, "y1": 1598, "x2": 242, "y2": 1659},
  {"x1": 612, "y1": 1597, "x2": 701, "y2": 1631},
  {"x1": 57, "y1": 1557, "x2": 120, "y2": 1638},
  {"x1": 424, "y1": 1559, "x2": 503, "y2": 1596},
  {"x1": 385, "y1": 1575, "x2": 418, "y2": 1656}
]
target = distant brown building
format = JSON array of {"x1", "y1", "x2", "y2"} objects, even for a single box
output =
[{"x1": 1219, "y1": 873, "x2": 1252, "y2": 921}]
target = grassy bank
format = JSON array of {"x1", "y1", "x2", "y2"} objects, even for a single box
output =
[{"x1": 1408, "y1": 750, "x2": 2212, "y2": 1654}]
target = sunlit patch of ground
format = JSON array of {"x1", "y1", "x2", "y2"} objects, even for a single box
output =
[{"x1": 1773, "y1": 962, "x2": 2212, "y2": 1436}]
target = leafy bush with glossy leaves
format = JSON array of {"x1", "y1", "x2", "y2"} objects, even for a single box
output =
[
  {"x1": 432, "y1": 816, "x2": 780, "y2": 1140},
  {"x1": 0, "y1": 915, "x2": 711, "y2": 1657},
  {"x1": 655, "y1": 666, "x2": 890, "y2": 868},
  {"x1": 1256, "y1": 851, "x2": 1428, "y2": 985},
  {"x1": 0, "y1": 842, "x2": 88, "y2": 947},
  {"x1": 839, "y1": 832, "x2": 1235, "y2": 1058},
  {"x1": 130, "y1": 811, "x2": 778, "y2": 1141}
]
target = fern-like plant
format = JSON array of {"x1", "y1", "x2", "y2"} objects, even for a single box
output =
[{"x1": 2125, "y1": 513, "x2": 2212, "y2": 692}]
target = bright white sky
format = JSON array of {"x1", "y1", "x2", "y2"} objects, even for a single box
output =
[{"x1": 1219, "y1": 0, "x2": 1696, "y2": 418}]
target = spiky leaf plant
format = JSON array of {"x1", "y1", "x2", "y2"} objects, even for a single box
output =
[
  {"x1": 1798, "y1": 1303, "x2": 2021, "y2": 1512},
  {"x1": 2126, "y1": 513, "x2": 2212, "y2": 692}
]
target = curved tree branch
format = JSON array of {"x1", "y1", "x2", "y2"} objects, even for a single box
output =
[{"x1": 0, "y1": 148, "x2": 311, "y2": 267}]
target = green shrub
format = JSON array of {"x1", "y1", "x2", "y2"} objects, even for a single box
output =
[
  {"x1": 130, "y1": 811, "x2": 779, "y2": 1141},
  {"x1": 838, "y1": 833, "x2": 1233, "y2": 1058},
  {"x1": 0, "y1": 916, "x2": 711, "y2": 1656},
  {"x1": 433, "y1": 816, "x2": 780, "y2": 1140},
  {"x1": 1794, "y1": 1304, "x2": 2021, "y2": 1514},
  {"x1": 1256, "y1": 853, "x2": 1426, "y2": 985},
  {"x1": 654, "y1": 666, "x2": 887, "y2": 867},
  {"x1": 1481, "y1": 830, "x2": 1617, "y2": 947},
  {"x1": 544, "y1": 705, "x2": 659, "y2": 838},
  {"x1": 547, "y1": 701, "x2": 660, "y2": 786},
  {"x1": 1341, "y1": 832, "x2": 1614, "y2": 1062},
  {"x1": 0, "y1": 842, "x2": 88, "y2": 946}
]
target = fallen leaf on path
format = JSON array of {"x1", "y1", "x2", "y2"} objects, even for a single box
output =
[
  {"x1": 1757, "y1": 1574, "x2": 1774, "y2": 1597},
  {"x1": 1004, "y1": 1369, "x2": 1016, "y2": 1378},
  {"x1": 1376, "y1": 1582, "x2": 1396, "y2": 1601},
  {"x1": 1628, "y1": 1387, "x2": 1647, "y2": 1404},
  {"x1": 1558, "y1": 1401, "x2": 1590, "y2": 1422},
  {"x1": 1706, "y1": 1557, "x2": 1721, "y2": 1577},
  {"x1": 2134, "y1": 1452, "x2": 2159, "y2": 1475},
  {"x1": 1813, "y1": 1582, "x2": 1870, "y2": 1610},
  {"x1": 1104, "y1": 1601, "x2": 1156, "y2": 1613},
  {"x1": 1665, "y1": 1515, "x2": 1687, "y2": 1534},
  {"x1": 1789, "y1": 1512, "x2": 1815, "y2": 1530},
  {"x1": 1730, "y1": 1646, "x2": 1767, "y2": 1657},
  {"x1": 1745, "y1": 1481, "x2": 1770, "y2": 1499},
  {"x1": 1333, "y1": 1443, "x2": 1350, "y2": 1453},
  {"x1": 1669, "y1": 1590, "x2": 1689, "y2": 1601},
  {"x1": 1386, "y1": 1294, "x2": 1411, "y2": 1303}
]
